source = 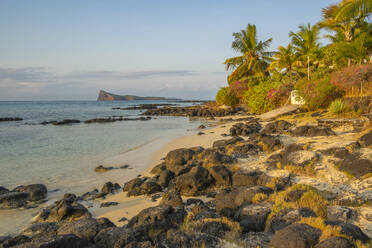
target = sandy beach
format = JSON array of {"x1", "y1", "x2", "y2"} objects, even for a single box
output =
[{"x1": 96, "y1": 117, "x2": 239, "y2": 225}]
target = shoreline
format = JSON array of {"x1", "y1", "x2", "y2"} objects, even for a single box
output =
[
  {"x1": 95, "y1": 117, "x2": 238, "y2": 225},
  {"x1": 1, "y1": 108, "x2": 371, "y2": 247},
  {"x1": 0, "y1": 117, "x2": 203, "y2": 236}
]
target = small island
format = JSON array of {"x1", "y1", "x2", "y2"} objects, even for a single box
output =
[{"x1": 97, "y1": 90, "x2": 181, "y2": 101}]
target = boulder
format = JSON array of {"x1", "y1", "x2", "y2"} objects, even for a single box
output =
[
  {"x1": 314, "y1": 236, "x2": 353, "y2": 248},
  {"x1": 0, "y1": 192, "x2": 29, "y2": 209},
  {"x1": 57, "y1": 217, "x2": 114, "y2": 242},
  {"x1": 338, "y1": 152, "x2": 372, "y2": 179},
  {"x1": 100, "y1": 202, "x2": 119, "y2": 208},
  {"x1": 252, "y1": 133, "x2": 283, "y2": 152},
  {"x1": 197, "y1": 148, "x2": 236, "y2": 166},
  {"x1": 235, "y1": 204, "x2": 272, "y2": 232},
  {"x1": 269, "y1": 223, "x2": 321, "y2": 248},
  {"x1": 208, "y1": 165, "x2": 232, "y2": 187},
  {"x1": 22, "y1": 222, "x2": 58, "y2": 237},
  {"x1": 200, "y1": 221, "x2": 231, "y2": 237},
  {"x1": 261, "y1": 120, "x2": 293, "y2": 134},
  {"x1": 80, "y1": 189, "x2": 100, "y2": 201},
  {"x1": 291, "y1": 125, "x2": 335, "y2": 137},
  {"x1": 175, "y1": 166, "x2": 212, "y2": 196},
  {"x1": 163, "y1": 229, "x2": 220, "y2": 248},
  {"x1": 232, "y1": 171, "x2": 270, "y2": 187},
  {"x1": 35, "y1": 199, "x2": 91, "y2": 222},
  {"x1": 265, "y1": 208, "x2": 317, "y2": 233},
  {"x1": 101, "y1": 182, "x2": 120, "y2": 194},
  {"x1": 94, "y1": 227, "x2": 128, "y2": 248},
  {"x1": 243, "y1": 232, "x2": 273, "y2": 248},
  {"x1": 127, "y1": 181, "x2": 162, "y2": 197},
  {"x1": 212, "y1": 137, "x2": 244, "y2": 148},
  {"x1": 123, "y1": 178, "x2": 145, "y2": 192},
  {"x1": 359, "y1": 131, "x2": 372, "y2": 147},
  {"x1": 165, "y1": 148, "x2": 195, "y2": 167},
  {"x1": 325, "y1": 221, "x2": 370, "y2": 243},
  {"x1": 285, "y1": 150, "x2": 319, "y2": 167},
  {"x1": 215, "y1": 186, "x2": 273, "y2": 217},
  {"x1": 320, "y1": 147, "x2": 350, "y2": 159},
  {"x1": 12, "y1": 184, "x2": 47, "y2": 202},
  {"x1": 326, "y1": 206, "x2": 353, "y2": 223},
  {"x1": 0, "y1": 235, "x2": 31, "y2": 247},
  {"x1": 230, "y1": 122, "x2": 262, "y2": 136},
  {"x1": 0, "y1": 187, "x2": 10, "y2": 195},
  {"x1": 127, "y1": 205, "x2": 186, "y2": 235},
  {"x1": 226, "y1": 142, "x2": 260, "y2": 158},
  {"x1": 94, "y1": 165, "x2": 114, "y2": 173},
  {"x1": 150, "y1": 163, "x2": 166, "y2": 175},
  {"x1": 160, "y1": 191, "x2": 183, "y2": 207},
  {"x1": 35, "y1": 234, "x2": 89, "y2": 248},
  {"x1": 156, "y1": 169, "x2": 174, "y2": 188}
]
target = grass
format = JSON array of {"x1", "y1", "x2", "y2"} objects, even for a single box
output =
[
  {"x1": 267, "y1": 184, "x2": 329, "y2": 224},
  {"x1": 181, "y1": 212, "x2": 242, "y2": 244},
  {"x1": 300, "y1": 217, "x2": 372, "y2": 247},
  {"x1": 252, "y1": 193, "x2": 269, "y2": 204},
  {"x1": 300, "y1": 217, "x2": 345, "y2": 241},
  {"x1": 328, "y1": 99, "x2": 352, "y2": 115}
]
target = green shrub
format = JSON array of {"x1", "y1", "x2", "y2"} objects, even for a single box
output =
[
  {"x1": 216, "y1": 87, "x2": 239, "y2": 107},
  {"x1": 295, "y1": 77, "x2": 344, "y2": 110},
  {"x1": 328, "y1": 99, "x2": 351, "y2": 114},
  {"x1": 243, "y1": 76, "x2": 279, "y2": 114}
]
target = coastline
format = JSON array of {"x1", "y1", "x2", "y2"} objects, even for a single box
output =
[
  {"x1": 0, "y1": 118, "x2": 202, "y2": 236},
  {"x1": 95, "y1": 118, "x2": 238, "y2": 225}
]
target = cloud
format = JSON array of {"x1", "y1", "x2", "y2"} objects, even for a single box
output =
[
  {"x1": 65, "y1": 70, "x2": 195, "y2": 80},
  {"x1": 0, "y1": 67, "x2": 223, "y2": 100},
  {"x1": 0, "y1": 67, "x2": 196, "y2": 84},
  {"x1": 0, "y1": 67, "x2": 52, "y2": 82}
]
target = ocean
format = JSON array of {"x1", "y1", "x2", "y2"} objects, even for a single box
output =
[{"x1": 0, "y1": 100, "x2": 202, "y2": 234}]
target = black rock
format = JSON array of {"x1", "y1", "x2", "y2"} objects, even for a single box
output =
[
  {"x1": 13, "y1": 184, "x2": 47, "y2": 201},
  {"x1": 0, "y1": 192, "x2": 29, "y2": 209},
  {"x1": 269, "y1": 223, "x2": 321, "y2": 248}
]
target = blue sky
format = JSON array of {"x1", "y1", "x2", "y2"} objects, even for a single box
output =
[{"x1": 0, "y1": 0, "x2": 337, "y2": 100}]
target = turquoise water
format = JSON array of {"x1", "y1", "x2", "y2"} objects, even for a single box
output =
[{"x1": 0, "y1": 101, "x2": 200, "y2": 195}]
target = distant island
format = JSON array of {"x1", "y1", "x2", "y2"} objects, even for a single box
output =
[{"x1": 97, "y1": 90, "x2": 181, "y2": 101}]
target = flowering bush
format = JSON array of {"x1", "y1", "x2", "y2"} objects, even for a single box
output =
[
  {"x1": 229, "y1": 80, "x2": 248, "y2": 100},
  {"x1": 243, "y1": 76, "x2": 279, "y2": 113},
  {"x1": 330, "y1": 64, "x2": 372, "y2": 95},
  {"x1": 296, "y1": 77, "x2": 344, "y2": 110}
]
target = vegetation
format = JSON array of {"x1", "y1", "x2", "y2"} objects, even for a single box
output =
[
  {"x1": 216, "y1": 87, "x2": 239, "y2": 107},
  {"x1": 224, "y1": 24, "x2": 273, "y2": 84},
  {"x1": 267, "y1": 184, "x2": 329, "y2": 222},
  {"x1": 328, "y1": 99, "x2": 352, "y2": 114},
  {"x1": 217, "y1": 0, "x2": 371, "y2": 112}
]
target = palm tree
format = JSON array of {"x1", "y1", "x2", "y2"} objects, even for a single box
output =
[
  {"x1": 269, "y1": 44, "x2": 302, "y2": 73},
  {"x1": 224, "y1": 24, "x2": 273, "y2": 83},
  {"x1": 336, "y1": 0, "x2": 372, "y2": 21},
  {"x1": 289, "y1": 24, "x2": 321, "y2": 79},
  {"x1": 319, "y1": 2, "x2": 368, "y2": 43}
]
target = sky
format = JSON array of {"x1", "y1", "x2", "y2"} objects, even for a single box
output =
[{"x1": 0, "y1": 0, "x2": 337, "y2": 100}]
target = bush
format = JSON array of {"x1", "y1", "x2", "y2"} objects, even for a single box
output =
[
  {"x1": 243, "y1": 76, "x2": 279, "y2": 114},
  {"x1": 330, "y1": 64, "x2": 372, "y2": 95},
  {"x1": 229, "y1": 79, "x2": 249, "y2": 100},
  {"x1": 328, "y1": 99, "x2": 351, "y2": 114},
  {"x1": 295, "y1": 77, "x2": 344, "y2": 110},
  {"x1": 216, "y1": 87, "x2": 239, "y2": 107}
]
